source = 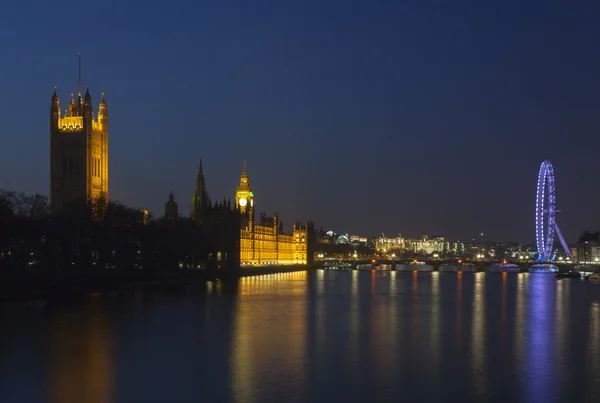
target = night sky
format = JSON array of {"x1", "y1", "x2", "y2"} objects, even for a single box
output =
[{"x1": 1, "y1": 0, "x2": 599, "y2": 243}]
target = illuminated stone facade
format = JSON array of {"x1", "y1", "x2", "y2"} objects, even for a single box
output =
[
  {"x1": 235, "y1": 162, "x2": 308, "y2": 265},
  {"x1": 50, "y1": 86, "x2": 108, "y2": 213}
]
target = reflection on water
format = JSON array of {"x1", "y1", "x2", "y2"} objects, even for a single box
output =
[
  {"x1": 48, "y1": 295, "x2": 114, "y2": 403},
  {"x1": 471, "y1": 273, "x2": 486, "y2": 399},
  {"x1": 525, "y1": 275, "x2": 557, "y2": 403},
  {"x1": 1, "y1": 271, "x2": 600, "y2": 403},
  {"x1": 232, "y1": 271, "x2": 308, "y2": 402}
]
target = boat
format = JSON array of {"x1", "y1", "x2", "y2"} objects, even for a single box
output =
[
  {"x1": 357, "y1": 264, "x2": 377, "y2": 271},
  {"x1": 395, "y1": 261, "x2": 434, "y2": 272},
  {"x1": 486, "y1": 263, "x2": 520, "y2": 273},
  {"x1": 529, "y1": 264, "x2": 559, "y2": 273},
  {"x1": 589, "y1": 273, "x2": 600, "y2": 283},
  {"x1": 439, "y1": 263, "x2": 475, "y2": 272}
]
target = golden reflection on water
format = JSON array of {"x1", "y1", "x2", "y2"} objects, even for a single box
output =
[
  {"x1": 471, "y1": 273, "x2": 486, "y2": 398},
  {"x1": 231, "y1": 271, "x2": 308, "y2": 402},
  {"x1": 430, "y1": 272, "x2": 441, "y2": 371},
  {"x1": 349, "y1": 270, "x2": 359, "y2": 372},
  {"x1": 48, "y1": 296, "x2": 114, "y2": 403},
  {"x1": 411, "y1": 271, "x2": 419, "y2": 341},
  {"x1": 317, "y1": 269, "x2": 325, "y2": 296}
]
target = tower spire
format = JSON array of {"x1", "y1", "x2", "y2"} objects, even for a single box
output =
[
  {"x1": 198, "y1": 158, "x2": 203, "y2": 176},
  {"x1": 77, "y1": 52, "x2": 81, "y2": 95}
]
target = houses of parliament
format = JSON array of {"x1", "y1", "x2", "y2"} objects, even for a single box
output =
[
  {"x1": 179, "y1": 160, "x2": 309, "y2": 266},
  {"x1": 49, "y1": 61, "x2": 307, "y2": 267},
  {"x1": 235, "y1": 162, "x2": 308, "y2": 265},
  {"x1": 50, "y1": 82, "x2": 108, "y2": 213}
]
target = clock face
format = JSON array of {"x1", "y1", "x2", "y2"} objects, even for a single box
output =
[{"x1": 239, "y1": 198, "x2": 247, "y2": 207}]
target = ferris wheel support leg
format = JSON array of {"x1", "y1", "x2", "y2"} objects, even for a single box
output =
[{"x1": 554, "y1": 222, "x2": 572, "y2": 260}]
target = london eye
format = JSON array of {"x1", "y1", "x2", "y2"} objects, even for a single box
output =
[{"x1": 535, "y1": 160, "x2": 571, "y2": 261}]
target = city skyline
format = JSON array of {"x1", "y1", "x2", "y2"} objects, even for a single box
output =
[{"x1": 1, "y1": 1, "x2": 600, "y2": 242}]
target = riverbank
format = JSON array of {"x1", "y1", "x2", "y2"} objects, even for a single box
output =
[{"x1": 0, "y1": 265, "x2": 310, "y2": 303}]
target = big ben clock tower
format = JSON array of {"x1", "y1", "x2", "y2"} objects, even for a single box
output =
[{"x1": 235, "y1": 161, "x2": 254, "y2": 214}]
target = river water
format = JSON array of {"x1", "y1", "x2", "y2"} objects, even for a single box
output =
[{"x1": 1, "y1": 270, "x2": 600, "y2": 403}]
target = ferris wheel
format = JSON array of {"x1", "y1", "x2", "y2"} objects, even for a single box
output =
[{"x1": 535, "y1": 160, "x2": 571, "y2": 261}]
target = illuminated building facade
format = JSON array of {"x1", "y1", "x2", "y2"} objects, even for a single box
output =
[
  {"x1": 376, "y1": 235, "x2": 404, "y2": 252},
  {"x1": 50, "y1": 82, "x2": 108, "y2": 213},
  {"x1": 235, "y1": 162, "x2": 308, "y2": 265}
]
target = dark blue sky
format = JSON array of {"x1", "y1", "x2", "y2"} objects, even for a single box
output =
[{"x1": 1, "y1": 0, "x2": 599, "y2": 242}]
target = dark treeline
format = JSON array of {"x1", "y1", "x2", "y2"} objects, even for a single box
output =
[{"x1": 0, "y1": 189, "x2": 234, "y2": 297}]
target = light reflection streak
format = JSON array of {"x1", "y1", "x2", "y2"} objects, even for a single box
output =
[
  {"x1": 232, "y1": 271, "x2": 308, "y2": 403},
  {"x1": 555, "y1": 280, "x2": 566, "y2": 361},
  {"x1": 501, "y1": 272, "x2": 508, "y2": 346},
  {"x1": 525, "y1": 275, "x2": 556, "y2": 402},
  {"x1": 411, "y1": 271, "x2": 418, "y2": 341},
  {"x1": 349, "y1": 270, "x2": 359, "y2": 373},
  {"x1": 514, "y1": 274, "x2": 526, "y2": 367},
  {"x1": 317, "y1": 269, "x2": 325, "y2": 296},
  {"x1": 430, "y1": 272, "x2": 441, "y2": 371},
  {"x1": 389, "y1": 270, "x2": 398, "y2": 357},
  {"x1": 501, "y1": 272, "x2": 508, "y2": 323},
  {"x1": 455, "y1": 272, "x2": 463, "y2": 345},
  {"x1": 48, "y1": 297, "x2": 114, "y2": 403},
  {"x1": 371, "y1": 270, "x2": 376, "y2": 296},
  {"x1": 471, "y1": 273, "x2": 486, "y2": 399}
]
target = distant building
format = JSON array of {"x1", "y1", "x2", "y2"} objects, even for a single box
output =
[
  {"x1": 576, "y1": 231, "x2": 600, "y2": 264},
  {"x1": 191, "y1": 159, "x2": 209, "y2": 226},
  {"x1": 50, "y1": 80, "x2": 108, "y2": 213},
  {"x1": 376, "y1": 235, "x2": 404, "y2": 253},
  {"x1": 336, "y1": 235, "x2": 350, "y2": 245},
  {"x1": 236, "y1": 162, "x2": 308, "y2": 265},
  {"x1": 190, "y1": 158, "x2": 240, "y2": 270},
  {"x1": 139, "y1": 209, "x2": 149, "y2": 226},
  {"x1": 164, "y1": 192, "x2": 178, "y2": 225},
  {"x1": 350, "y1": 235, "x2": 368, "y2": 246}
]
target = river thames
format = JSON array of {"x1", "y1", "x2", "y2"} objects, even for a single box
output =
[{"x1": 1, "y1": 270, "x2": 600, "y2": 403}]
